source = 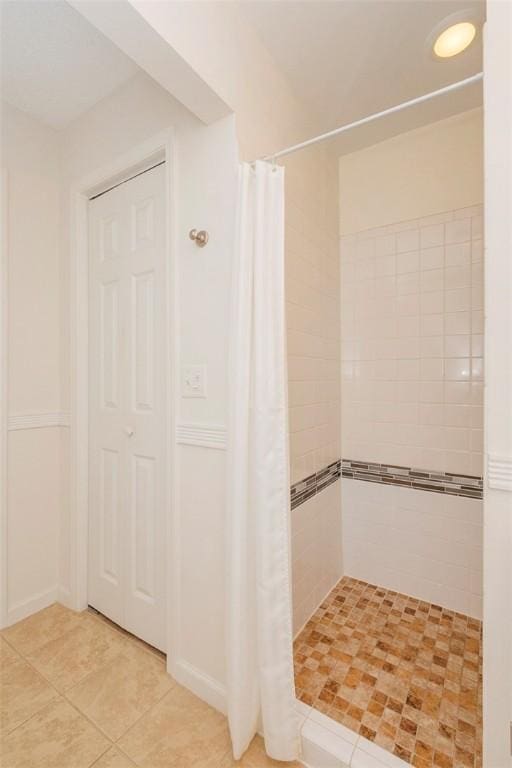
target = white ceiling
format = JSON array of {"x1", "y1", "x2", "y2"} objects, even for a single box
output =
[
  {"x1": 239, "y1": 0, "x2": 485, "y2": 150},
  {"x1": 1, "y1": 0, "x2": 139, "y2": 129}
]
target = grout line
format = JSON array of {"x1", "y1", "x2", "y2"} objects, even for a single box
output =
[
  {"x1": 2, "y1": 611, "x2": 139, "y2": 755},
  {"x1": 3, "y1": 605, "x2": 234, "y2": 768},
  {"x1": 110, "y1": 680, "x2": 177, "y2": 746},
  {"x1": 87, "y1": 743, "x2": 116, "y2": 768},
  {"x1": 295, "y1": 576, "x2": 482, "y2": 768}
]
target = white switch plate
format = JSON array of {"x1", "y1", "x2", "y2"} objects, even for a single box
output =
[{"x1": 181, "y1": 364, "x2": 207, "y2": 398}]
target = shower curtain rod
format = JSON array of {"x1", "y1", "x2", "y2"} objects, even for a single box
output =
[{"x1": 259, "y1": 72, "x2": 483, "y2": 163}]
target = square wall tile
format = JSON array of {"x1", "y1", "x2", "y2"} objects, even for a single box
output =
[{"x1": 340, "y1": 204, "x2": 484, "y2": 478}]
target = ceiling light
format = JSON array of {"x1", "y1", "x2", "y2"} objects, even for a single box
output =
[{"x1": 433, "y1": 21, "x2": 476, "y2": 58}]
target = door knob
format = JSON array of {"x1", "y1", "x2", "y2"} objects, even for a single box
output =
[{"x1": 124, "y1": 427, "x2": 134, "y2": 437}]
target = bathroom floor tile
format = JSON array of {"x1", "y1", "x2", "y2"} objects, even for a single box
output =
[
  {"x1": 0, "y1": 698, "x2": 110, "y2": 768},
  {"x1": 26, "y1": 614, "x2": 129, "y2": 692},
  {"x1": 118, "y1": 683, "x2": 232, "y2": 767},
  {"x1": 219, "y1": 735, "x2": 304, "y2": 767},
  {"x1": 66, "y1": 642, "x2": 175, "y2": 740},
  {"x1": 0, "y1": 636, "x2": 20, "y2": 666},
  {"x1": 4, "y1": 605, "x2": 278, "y2": 768},
  {"x1": 1, "y1": 603, "x2": 83, "y2": 656},
  {"x1": 0, "y1": 652, "x2": 58, "y2": 736},
  {"x1": 91, "y1": 746, "x2": 137, "y2": 767},
  {"x1": 294, "y1": 576, "x2": 482, "y2": 768}
]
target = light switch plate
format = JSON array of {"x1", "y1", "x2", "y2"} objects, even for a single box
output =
[{"x1": 181, "y1": 364, "x2": 207, "y2": 398}]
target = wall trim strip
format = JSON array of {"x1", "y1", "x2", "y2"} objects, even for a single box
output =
[
  {"x1": 291, "y1": 460, "x2": 341, "y2": 510},
  {"x1": 8, "y1": 412, "x2": 71, "y2": 431},
  {"x1": 487, "y1": 454, "x2": 512, "y2": 492},
  {"x1": 176, "y1": 423, "x2": 227, "y2": 450},
  {"x1": 342, "y1": 458, "x2": 483, "y2": 499},
  {"x1": 290, "y1": 458, "x2": 484, "y2": 508}
]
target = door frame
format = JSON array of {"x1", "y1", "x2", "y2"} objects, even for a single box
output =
[
  {"x1": 0, "y1": 171, "x2": 8, "y2": 629},
  {"x1": 68, "y1": 131, "x2": 177, "y2": 670}
]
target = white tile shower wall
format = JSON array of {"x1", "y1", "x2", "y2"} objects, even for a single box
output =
[
  {"x1": 291, "y1": 481, "x2": 343, "y2": 635},
  {"x1": 340, "y1": 205, "x2": 483, "y2": 477},
  {"x1": 285, "y1": 146, "x2": 341, "y2": 486},
  {"x1": 342, "y1": 479, "x2": 483, "y2": 618},
  {"x1": 286, "y1": 147, "x2": 343, "y2": 636}
]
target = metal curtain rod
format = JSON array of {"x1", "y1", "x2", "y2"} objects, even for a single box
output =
[{"x1": 260, "y1": 72, "x2": 483, "y2": 162}]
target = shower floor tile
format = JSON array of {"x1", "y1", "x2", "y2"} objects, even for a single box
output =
[{"x1": 293, "y1": 576, "x2": 482, "y2": 768}]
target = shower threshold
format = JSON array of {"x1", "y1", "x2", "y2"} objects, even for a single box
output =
[{"x1": 293, "y1": 576, "x2": 482, "y2": 768}]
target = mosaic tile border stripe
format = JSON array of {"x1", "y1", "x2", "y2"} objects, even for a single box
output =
[
  {"x1": 342, "y1": 458, "x2": 483, "y2": 499},
  {"x1": 290, "y1": 460, "x2": 341, "y2": 510},
  {"x1": 290, "y1": 458, "x2": 483, "y2": 510}
]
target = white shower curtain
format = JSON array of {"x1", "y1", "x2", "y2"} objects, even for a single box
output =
[{"x1": 226, "y1": 161, "x2": 300, "y2": 761}]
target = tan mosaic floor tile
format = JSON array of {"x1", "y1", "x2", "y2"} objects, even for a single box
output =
[{"x1": 294, "y1": 576, "x2": 482, "y2": 768}]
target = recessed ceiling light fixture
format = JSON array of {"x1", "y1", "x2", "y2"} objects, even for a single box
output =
[
  {"x1": 428, "y1": 10, "x2": 481, "y2": 61},
  {"x1": 434, "y1": 21, "x2": 476, "y2": 58}
]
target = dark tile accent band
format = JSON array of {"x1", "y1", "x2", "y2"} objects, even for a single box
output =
[
  {"x1": 290, "y1": 458, "x2": 483, "y2": 510},
  {"x1": 341, "y1": 458, "x2": 483, "y2": 499},
  {"x1": 290, "y1": 460, "x2": 341, "y2": 510}
]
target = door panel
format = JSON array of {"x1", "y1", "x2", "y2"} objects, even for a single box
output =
[
  {"x1": 132, "y1": 271, "x2": 155, "y2": 413},
  {"x1": 100, "y1": 279, "x2": 120, "y2": 410},
  {"x1": 99, "y1": 448, "x2": 120, "y2": 585},
  {"x1": 132, "y1": 453, "x2": 156, "y2": 600},
  {"x1": 88, "y1": 163, "x2": 166, "y2": 651}
]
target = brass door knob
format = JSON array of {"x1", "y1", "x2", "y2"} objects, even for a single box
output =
[{"x1": 189, "y1": 229, "x2": 209, "y2": 247}]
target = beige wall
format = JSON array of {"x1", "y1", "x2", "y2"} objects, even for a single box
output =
[
  {"x1": 123, "y1": 1, "x2": 317, "y2": 162},
  {"x1": 1, "y1": 103, "x2": 62, "y2": 619},
  {"x1": 339, "y1": 109, "x2": 483, "y2": 235}
]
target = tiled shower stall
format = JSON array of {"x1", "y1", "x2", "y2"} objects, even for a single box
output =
[
  {"x1": 340, "y1": 205, "x2": 484, "y2": 620},
  {"x1": 286, "y1": 117, "x2": 483, "y2": 767}
]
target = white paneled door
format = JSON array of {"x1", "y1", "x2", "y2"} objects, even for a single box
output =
[{"x1": 88, "y1": 163, "x2": 166, "y2": 651}]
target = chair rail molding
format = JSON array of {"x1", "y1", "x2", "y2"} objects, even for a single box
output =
[
  {"x1": 487, "y1": 454, "x2": 512, "y2": 492},
  {"x1": 8, "y1": 412, "x2": 71, "y2": 431},
  {"x1": 176, "y1": 423, "x2": 227, "y2": 450}
]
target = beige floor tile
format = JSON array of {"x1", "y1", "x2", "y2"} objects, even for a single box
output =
[
  {"x1": 1, "y1": 603, "x2": 84, "y2": 656},
  {"x1": 1, "y1": 653, "x2": 58, "y2": 736},
  {"x1": 118, "y1": 684, "x2": 231, "y2": 768},
  {"x1": 0, "y1": 637, "x2": 20, "y2": 667},
  {"x1": 0, "y1": 698, "x2": 110, "y2": 768},
  {"x1": 219, "y1": 736, "x2": 303, "y2": 767},
  {"x1": 66, "y1": 643, "x2": 174, "y2": 740},
  {"x1": 91, "y1": 746, "x2": 137, "y2": 768},
  {"x1": 87, "y1": 611, "x2": 166, "y2": 663},
  {"x1": 26, "y1": 614, "x2": 129, "y2": 692}
]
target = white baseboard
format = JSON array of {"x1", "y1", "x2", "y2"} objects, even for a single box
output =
[
  {"x1": 6, "y1": 585, "x2": 59, "y2": 626},
  {"x1": 171, "y1": 658, "x2": 227, "y2": 715}
]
